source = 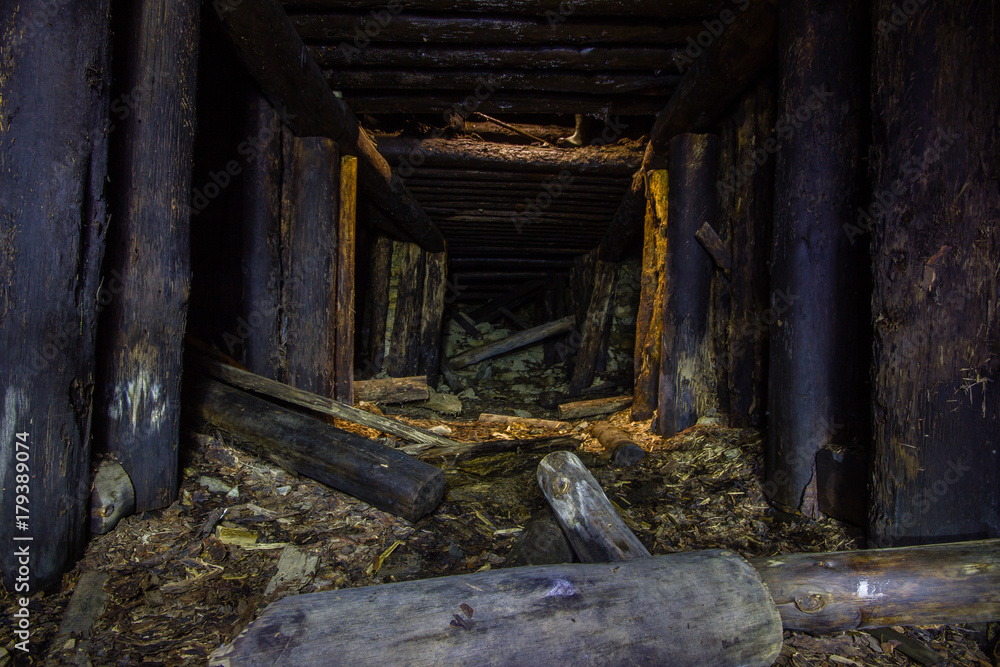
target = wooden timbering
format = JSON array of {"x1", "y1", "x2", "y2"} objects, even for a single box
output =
[
  {"x1": 335, "y1": 155, "x2": 357, "y2": 404},
  {"x1": 0, "y1": 0, "x2": 112, "y2": 589},
  {"x1": 568, "y1": 260, "x2": 617, "y2": 395},
  {"x1": 631, "y1": 170, "x2": 668, "y2": 421},
  {"x1": 386, "y1": 242, "x2": 426, "y2": 377},
  {"x1": 418, "y1": 251, "x2": 448, "y2": 386},
  {"x1": 767, "y1": 0, "x2": 869, "y2": 517},
  {"x1": 279, "y1": 133, "x2": 340, "y2": 395},
  {"x1": 95, "y1": 0, "x2": 200, "y2": 512},
  {"x1": 359, "y1": 235, "x2": 394, "y2": 378},
  {"x1": 869, "y1": 0, "x2": 1000, "y2": 545},
  {"x1": 656, "y1": 134, "x2": 719, "y2": 437}
]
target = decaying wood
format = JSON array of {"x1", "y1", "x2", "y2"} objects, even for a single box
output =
[
  {"x1": 557, "y1": 395, "x2": 632, "y2": 420},
  {"x1": 631, "y1": 171, "x2": 667, "y2": 420},
  {"x1": 478, "y1": 414, "x2": 569, "y2": 430},
  {"x1": 750, "y1": 539, "x2": 1000, "y2": 634},
  {"x1": 386, "y1": 242, "x2": 425, "y2": 377},
  {"x1": 0, "y1": 0, "x2": 112, "y2": 590},
  {"x1": 418, "y1": 251, "x2": 448, "y2": 386},
  {"x1": 567, "y1": 260, "x2": 617, "y2": 395},
  {"x1": 188, "y1": 375, "x2": 445, "y2": 522},
  {"x1": 334, "y1": 155, "x2": 357, "y2": 404},
  {"x1": 213, "y1": 0, "x2": 444, "y2": 252},
  {"x1": 192, "y1": 356, "x2": 461, "y2": 451},
  {"x1": 345, "y1": 92, "x2": 666, "y2": 117},
  {"x1": 695, "y1": 222, "x2": 731, "y2": 277},
  {"x1": 815, "y1": 447, "x2": 867, "y2": 526},
  {"x1": 209, "y1": 551, "x2": 783, "y2": 667},
  {"x1": 591, "y1": 423, "x2": 647, "y2": 467},
  {"x1": 449, "y1": 316, "x2": 575, "y2": 369},
  {"x1": 354, "y1": 377, "x2": 429, "y2": 404},
  {"x1": 413, "y1": 436, "x2": 580, "y2": 462},
  {"x1": 538, "y1": 451, "x2": 650, "y2": 562},
  {"x1": 359, "y1": 235, "x2": 394, "y2": 377},
  {"x1": 90, "y1": 461, "x2": 136, "y2": 535},
  {"x1": 56, "y1": 571, "x2": 110, "y2": 640},
  {"x1": 501, "y1": 508, "x2": 574, "y2": 568},
  {"x1": 284, "y1": 0, "x2": 720, "y2": 19}
]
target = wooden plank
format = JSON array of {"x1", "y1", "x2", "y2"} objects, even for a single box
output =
[
  {"x1": 449, "y1": 316, "x2": 575, "y2": 369},
  {"x1": 630, "y1": 171, "x2": 667, "y2": 420},
  {"x1": 213, "y1": 0, "x2": 444, "y2": 252},
  {"x1": 335, "y1": 155, "x2": 357, "y2": 404},
  {"x1": 656, "y1": 134, "x2": 719, "y2": 437},
  {"x1": 188, "y1": 375, "x2": 445, "y2": 522},
  {"x1": 209, "y1": 551, "x2": 783, "y2": 667},
  {"x1": 0, "y1": 0, "x2": 112, "y2": 590},
  {"x1": 568, "y1": 260, "x2": 616, "y2": 395},
  {"x1": 95, "y1": 0, "x2": 200, "y2": 512},
  {"x1": 192, "y1": 356, "x2": 462, "y2": 452},
  {"x1": 355, "y1": 377, "x2": 429, "y2": 404},
  {"x1": 869, "y1": 0, "x2": 1000, "y2": 545},
  {"x1": 557, "y1": 395, "x2": 632, "y2": 420},
  {"x1": 767, "y1": 0, "x2": 869, "y2": 516},
  {"x1": 538, "y1": 451, "x2": 650, "y2": 561}
]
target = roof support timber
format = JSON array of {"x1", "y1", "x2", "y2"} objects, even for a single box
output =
[
  {"x1": 214, "y1": 0, "x2": 445, "y2": 252},
  {"x1": 282, "y1": 0, "x2": 722, "y2": 19}
]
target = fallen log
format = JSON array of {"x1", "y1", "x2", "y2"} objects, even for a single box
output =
[
  {"x1": 449, "y1": 315, "x2": 575, "y2": 369},
  {"x1": 192, "y1": 356, "x2": 461, "y2": 451},
  {"x1": 556, "y1": 395, "x2": 632, "y2": 420},
  {"x1": 590, "y1": 423, "x2": 647, "y2": 467},
  {"x1": 354, "y1": 376, "x2": 429, "y2": 404},
  {"x1": 188, "y1": 375, "x2": 445, "y2": 522},
  {"x1": 477, "y1": 413, "x2": 569, "y2": 430},
  {"x1": 209, "y1": 550, "x2": 783, "y2": 667}
]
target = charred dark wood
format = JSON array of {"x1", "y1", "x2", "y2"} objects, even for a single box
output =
[
  {"x1": 557, "y1": 395, "x2": 632, "y2": 420},
  {"x1": 359, "y1": 235, "x2": 394, "y2": 377},
  {"x1": 591, "y1": 423, "x2": 647, "y2": 467},
  {"x1": 656, "y1": 134, "x2": 719, "y2": 436},
  {"x1": 355, "y1": 377, "x2": 429, "y2": 404},
  {"x1": 767, "y1": 0, "x2": 869, "y2": 516},
  {"x1": 597, "y1": 170, "x2": 647, "y2": 261},
  {"x1": 283, "y1": 0, "x2": 721, "y2": 19},
  {"x1": 449, "y1": 316, "x2": 575, "y2": 369},
  {"x1": 293, "y1": 14, "x2": 699, "y2": 47},
  {"x1": 335, "y1": 155, "x2": 358, "y2": 404},
  {"x1": 189, "y1": 375, "x2": 445, "y2": 522},
  {"x1": 568, "y1": 261, "x2": 616, "y2": 395},
  {"x1": 280, "y1": 134, "x2": 340, "y2": 395},
  {"x1": 0, "y1": 0, "x2": 112, "y2": 590},
  {"x1": 386, "y1": 243, "x2": 426, "y2": 378},
  {"x1": 419, "y1": 251, "x2": 448, "y2": 386},
  {"x1": 210, "y1": 550, "x2": 783, "y2": 667},
  {"x1": 345, "y1": 92, "x2": 666, "y2": 117},
  {"x1": 751, "y1": 539, "x2": 1000, "y2": 633},
  {"x1": 630, "y1": 171, "x2": 667, "y2": 420},
  {"x1": 376, "y1": 137, "x2": 641, "y2": 178},
  {"x1": 869, "y1": 0, "x2": 1000, "y2": 545},
  {"x1": 213, "y1": 0, "x2": 444, "y2": 251},
  {"x1": 815, "y1": 448, "x2": 867, "y2": 526},
  {"x1": 501, "y1": 508, "x2": 574, "y2": 568},
  {"x1": 313, "y1": 45, "x2": 679, "y2": 72},
  {"x1": 95, "y1": 0, "x2": 200, "y2": 513}
]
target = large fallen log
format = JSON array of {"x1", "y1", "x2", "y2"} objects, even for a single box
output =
[
  {"x1": 188, "y1": 375, "x2": 444, "y2": 522},
  {"x1": 209, "y1": 550, "x2": 784, "y2": 667},
  {"x1": 448, "y1": 315, "x2": 575, "y2": 369}
]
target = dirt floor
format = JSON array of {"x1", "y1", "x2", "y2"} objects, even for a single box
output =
[{"x1": 0, "y1": 403, "x2": 996, "y2": 666}]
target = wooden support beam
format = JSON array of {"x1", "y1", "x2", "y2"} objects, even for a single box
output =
[
  {"x1": 209, "y1": 551, "x2": 783, "y2": 667},
  {"x1": 355, "y1": 377, "x2": 429, "y2": 404},
  {"x1": 449, "y1": 316, "x2": 575, "y2": 369},
  {"x1": 188, "y1": 375, "x2": 445, "y2": 522},
  {"x1": 568, "y1": 261, "x2": 616, "y2": 395},
  {"x1": 767, "y1": 0, "x2": 869, "y2": 517},
  {"x1": 557, "y1": 395, "x2": 632, "y2": 420},
  {"x1": 656, "y1": 134, "x2": 719, "y2": 437},
  {"x1": 630, "y1": 170, "x2": 667, "y2": 420},
  {"x1": 95, "y1": 0, "x2": 200, "y2": 512},
  {"x1": 335, "y1": 155, "x2": 357, "y2": 404},
  {"x1": 386, "y1": 243, "x2": 425, "y2": 378},
  {"x1": 213, "y1": 0, "x2": 444, "y2": 252},
  {"x1": 282, "y1": 0, "x2": 722, "y2": 19},
  {"x1": 419, "y1": 252, "x2": 448, "y2": 387},
  {"x1": 869, "y1": 0, "x2": 1000, "y2": 545},
  {"x1": 359, "y1": 235, "x2": 394, "y2": 377},
  {"x1": 0, "y1": 0, "x2": 112, "y2": 590}
]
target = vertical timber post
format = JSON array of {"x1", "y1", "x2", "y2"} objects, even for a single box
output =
[
  {"x1": 869, "y1": 1, "x2": 999, "y2": 545},
  {"x1": 656, "y1": 134, "x2": 719, "y2": 436},
  {"x1": 96, "y1": 0, "x2": 200, "y2": 512},
  {"x1": 0, "y1": 0, "x2": 112, "y2": 589},
  {"x1": 419, "y1": 252, "x2": 448, "y2": 388},
  {"x1": 335, "y1": 155, "x2": 358, "y2": 404},
  {"x1": 631, "y1": 171, "x2": 667, "y2": 421},
  {"x1": 766, "y1": 0, "x2": 870, "y2": 517}
]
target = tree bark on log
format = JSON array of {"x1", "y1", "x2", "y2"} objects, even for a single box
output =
[
  {"x1": 557, "y1": 395, "x2": 633, "y2": 420},
  {"x1": 334, "y1": 155, "x2": 357, "y2": 404},
  {"x1": 868, "y1": 0, "x2": 1000, "y2": 545},
  {"x1": 631, "y1": 170, "x2": 667, "y2": 420},
  {"x1": 0, "y1": 0, "x2": 112, "y2": 590},
  {"x1": 449, "y1": 316, "x2": 575, "y2": 370},
  {"x1": 656, "y1": 134, "x2": 719, "y2": 436},
  {"x1": 209, "y1": 551, "x2": 783, "y2": 667},
  {"x1": 213, "y1": 0, "x2": 444, "y2": 252},
  {"x1": 766, "y1": 0, "x2": 870, "y2": 517},
  {"x1": 188, "y1": 375, "x2": 445, "y2": 522},
  {"x1": 94, "y1": 0, "x2": 200, "y2": 512},
  {"x1": 354, "y1": 377, "x2": 429, "y2": 404},
  {"x1": 568, "y1": 261, "x2": 617, "y2": 395}
]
